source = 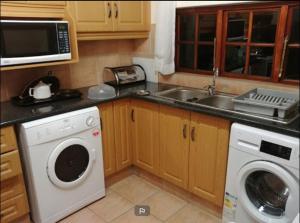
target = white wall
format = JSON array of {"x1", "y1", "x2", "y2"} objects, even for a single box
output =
[{"x1": 176, "y1": 1, "x2": 253, "y2": 8}]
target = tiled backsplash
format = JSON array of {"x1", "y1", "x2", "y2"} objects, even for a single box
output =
[{"x1": 0, "y1": 40, "x2": 134, "y2": 102}]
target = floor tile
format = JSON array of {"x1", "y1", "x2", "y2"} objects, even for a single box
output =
[
  {"x1": 59, "y1": 208, "x2": 105, "y2": 223},
  {"x1": 166, "y1": 204, "x2": 222, "y2": 223},
  {"x1": 141, "y1": 190, "x2": 187, "y2": 221},
  {"x1": 88, "y1": 191, "x2": 133, "y2": 222},
  {"x1": 111, "y1": 208, "x2": 162, "y2": 223},
  {"x1": 110, "y1": 175, "x2": 159, "y2": 204}
]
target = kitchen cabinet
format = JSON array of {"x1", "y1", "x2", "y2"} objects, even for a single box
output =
[
  {"x1": 0, "y1": 1, "x2": 66, "y2": 18},
  {"x1": 159, "y1": 106, "x2": 190, "y2": 189},
  {"x1": 2, "y1": 1, "x2": 65, "y2": 6},
  {"x1": 131, "y1": 100, "x2": 159, "y2": 176},
  {"x1": 67, "y1": 1, "x2": 150, "y2": 40},
  {"x1": 68, "y1": 1, "x2": 113, "y2": 32},
  {"x1": 113, "y1": 99, "x2": 132, "y2": 171},
  {"x1": 99, "y1": 103, "x2": 116, "y2": 177},
  {"x1": 113, "y1": 1, "x2": 150, "y2": 31},
  {"x1": 189, "y1": 113, "x2": 230, "y2": 207},
  {"x1": 0, "y1": 126, "x2": 29, "y2": 223}
]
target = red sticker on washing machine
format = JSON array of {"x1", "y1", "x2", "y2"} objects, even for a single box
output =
[{"x1": 93, "y1": 130, "x2": 100, "y2": 136}]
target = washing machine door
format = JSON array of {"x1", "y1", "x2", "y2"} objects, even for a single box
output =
[
  {"x1": 47, "y1": 138, "x2": 96, "y2": 189},
  {"x1": 237, "y1": 161, "x2": 299, "y2": 223}
]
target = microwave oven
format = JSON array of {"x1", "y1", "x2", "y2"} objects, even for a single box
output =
[{"x1": 0, "y1": 20, "x2": 71, "y2": 66}]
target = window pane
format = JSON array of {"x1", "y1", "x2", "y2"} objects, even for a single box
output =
[
  {"x1": 179, "y1": 44, "x2": 194, "y2": 68},
  {"x1": 227, "y1": 12, "x2": 249, "y2": 42},
  {"x1": 289, "y1": 8, "x2": 300, "y2": 43},
  {"x1": 252, "y1": 11, "x2": 278, "y2": 43},
  {"x1": 180, "y1": 15, "x2": 195, "y2": 41},
  {"x1": 285, "y1": 48, "x2": 300, "y2": 80},
  {"x1": 249, "y1": 47, "x2": 274, "y2": 77},
  {"x1": 198, "y1": 14, "x2": 216, "y2": 41},
  {"x1": 225, "y1": 45, "x2": 246, "y2": 74},
  {"x1": 197, "y1": 45, "x2": 214, "y2": 70}
]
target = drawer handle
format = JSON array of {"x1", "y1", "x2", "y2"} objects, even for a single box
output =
[
  {"x1": 191, "y1": 127, "x2": 195, "y2": 141},
  {"x1": 183, "y1": 124, "x2": 187, "y2": 139}
]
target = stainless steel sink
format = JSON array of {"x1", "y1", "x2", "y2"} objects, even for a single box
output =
[
  {"x1": 197, "y1": 95, "x2": 234, "y2": 110},
  {"x1": 154, "y1": 87, "x2": 297, "y2": 124},
  {"x1": 154, "y1": 87, "x2": 209, "y2": 102}
]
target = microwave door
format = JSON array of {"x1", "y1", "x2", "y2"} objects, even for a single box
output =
[{"x1": 0, "y1": 21, "x2": 70, "y2": 66}]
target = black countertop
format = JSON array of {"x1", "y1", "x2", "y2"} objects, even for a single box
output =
[{"x1": 1, "y1": 82, "x2": 299, "y2": 137}]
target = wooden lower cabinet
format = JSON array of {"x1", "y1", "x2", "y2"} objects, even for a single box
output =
[
  {"x1": 99, "y1": 103, "x2": 116, "y2": 177},
  {"x1": 189, "y1": 113, "x2": 230, "y2": 207},
  {"x1": 131, "y1": 100, "x2": 159, "y2": 176},
  {"x1": 113, "y1": 99, "x2": 132, "y2": 171},
  {"x1": 0, "y1": 126, "x2": 29, "y2": 223},
  {"x1": 99, "y1": 99, "x2": 230, "y2": 208},
  {"x1": 159, "y1": 106, "x2": 190, "y2": 189}
]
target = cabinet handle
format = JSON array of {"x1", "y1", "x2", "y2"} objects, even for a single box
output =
[
  {"x1": 108, "y1": 2, "x2": 112, "y2": 18},
  {"x1": 183, "y1": 124, "x2": 187, "y2": 139},
  {"x1": 191, "y1": 127, "x2": 195, "y2": 141},
  {"x1": 131, "y1": 109, "x2": 135, "y2": 122},
  {"x1": 279, "y1": 36, "x2": 289, "y2": 79},
  {"x1": 114, "y1": 3, "x2": 118, "y2": 18}
]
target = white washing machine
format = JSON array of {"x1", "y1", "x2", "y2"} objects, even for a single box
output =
[
  {"x1": 223, "y1": 123, "x2": 299, "y2": 223},
  {"x1": 18, "y1": 107, "x2": 105, "y2": 223}
]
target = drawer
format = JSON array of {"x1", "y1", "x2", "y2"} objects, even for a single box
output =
[
  {"x1": 1, "y1": 176, "x2": 25, "y2": 202},
  {"x1": 0, "y1": 150, "x2": 22, "y2": 181},
  {"x1": 0, "y1": 193, "x2": 29, "y2": 223},
  {"x1": 0, "y1": 126, "x2": 17, "y2": 154}
]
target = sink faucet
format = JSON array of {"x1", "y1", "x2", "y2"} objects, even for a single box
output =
[{"x1": 208, "y1": 67, "x2": 219, "y2": 96}]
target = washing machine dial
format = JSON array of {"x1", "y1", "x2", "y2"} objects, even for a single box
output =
[{"x1": 86, "y1": 116, "x2": 95, "y2": 127}]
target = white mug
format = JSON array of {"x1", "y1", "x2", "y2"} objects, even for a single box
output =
[{"x1": 29, "y1": 81, "x2": 52, "y2": 99}]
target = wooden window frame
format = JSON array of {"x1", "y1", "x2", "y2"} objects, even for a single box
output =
[
  {"x1": 279, "y1": 5, "x2": 300, "y2": 85},
  {"x1": 175, "y1": 1, "x2": 300, "y2": 86}
]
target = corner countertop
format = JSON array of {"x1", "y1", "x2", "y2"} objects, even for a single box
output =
[{"x1": 1, "y1": 82, "x2": 299, "y2": 137}]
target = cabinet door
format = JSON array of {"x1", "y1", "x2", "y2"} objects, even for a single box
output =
[
  {"x1": 189, "y1": 113, "x2": 230, "y2": 207},
  {"x1": 113, "y1": 99, "x2": 132, "y2": 171},
  {"x1": 113, "y1": 1, "x2": 150, "y2": 31},
  {"x1": 159, "y1": 106, "x2": 190, "y2": 189},
  {"x1": 99, "y1": 103, "x2": 116, "y2": 177},
  {"x1": 68, "y1": 1, "x2": 113, "y2": 32},
  {"x1": 131, "y1": 100, "x2": 159, "y2": 175}
]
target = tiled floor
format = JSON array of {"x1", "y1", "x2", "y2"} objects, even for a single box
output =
[{"x1": 60, "y1": 175, "x2": 222, "y2": 223}]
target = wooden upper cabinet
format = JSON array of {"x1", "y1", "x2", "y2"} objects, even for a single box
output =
[
  {"x1": 3, "y1": 1, "x2": 66, "y2": 6},
  {"x1": 159, "y1": 106, "x2": 190, "y2": 189},
  {"x1": 99, "y1": 103, "x2": 116, "y2": 177},
  {"x1": 68, "y1": 1, "x2": 113, "y2": 32},
  {"x1": 131, "y1": 100, "x2": 159, "y2": 176},
  {"x1": 113, "y1": 1, "x2": 150, "y2": 31},
  {"x1": 67, "y1": 1, "x2": 150, "y2": 40},
  {"x1": 189, "y1": 113, "x2": 230, "y2": 207},
  {"x1": 113, "y1": 99, "x2": 132, "y2": 171}
]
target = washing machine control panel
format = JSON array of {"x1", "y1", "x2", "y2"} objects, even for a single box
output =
[
  {"x1": 21, "y1": 107, "x2": 100, "y2": 146},
  {"x1": 260, "y1": 140, "x2": 292, "y2": 160}
]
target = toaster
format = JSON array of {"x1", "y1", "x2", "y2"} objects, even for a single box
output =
[{"x1": 103, "y1": 65, "x2": 146, "y2": 86}]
